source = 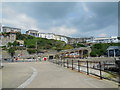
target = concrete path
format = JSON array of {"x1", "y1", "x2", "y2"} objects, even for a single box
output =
[
  {"x1": 1, "y1": 61, "x2": 119, "y2": 88},
  {"x1": 26, "y1": 61, "x2": 118, "y2": 88}
]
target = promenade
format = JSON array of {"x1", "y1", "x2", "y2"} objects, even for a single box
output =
[{"x1": 1, "y1": 61, "x2": 118, "y2": 88}]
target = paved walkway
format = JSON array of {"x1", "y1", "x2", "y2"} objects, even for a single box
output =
[
  {"x1": 27, "y1": 61, "x2": 118, "y2": 88},
  {"x1": 1, "y1": 61, "x2": 119, "y2": 88}
]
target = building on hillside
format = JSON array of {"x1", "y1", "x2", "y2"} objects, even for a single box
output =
[
  {"x1": 107, "y1": 46, "x2": 120, "y2": 57},
  {"x1": 39, "y1": 33, "x2": 46, "y2": 38},
  {"x1": 0, "y1": 33, "x2": 16, "y2": 46},
  {"x1": 86, "y1": 36, "x2": 119, "y2": 43},
  {"x1": 60, "y1": 35, "x2": 68, "y2": 43},
  {"x1": 39, "y1": 33, "x2": 55, "y2": 39},
  {"x1": 2, "y1": 26, "x2": 21, "y2": 33},
  {"x1": 26, "y1": 30, "x2": 69, "y2": 43},
  {"x1": 26, "y1": 30, "x2": 39, "y2": 37},
  {"x1": 68, "y1": 37, "x2": 93, "y2": 44},
  {"x1": 16, "y1": 40, "x2": 24, "y2": 46}
]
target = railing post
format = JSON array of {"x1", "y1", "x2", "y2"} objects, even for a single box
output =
[
  {"x1": 61, "y1": 58, "x2": 62, "y2": 66},
  {"x1": 58, "y1": 59, "x2": 59, "y2": 65},
  {"x1": 64, "y1": 59, "x2": 65, "y2": 67},
  {"x1": 78, "y1": 60, "x2": 80, "y2": 72},
  {"x1": 87, "y1": 61, "x2": 89, "y2": 75},
  {"x1": 67, "y1": 59, "x2": 69, "y2": 68},
  {"x1": 72, "y1": 60, "x2": 73, "y2": 70},
  {"x1": 99, "y1": 62, "x2": 102, "y2": 79}
]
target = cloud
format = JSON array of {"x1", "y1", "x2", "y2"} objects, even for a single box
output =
[
  {"x1": 2, "y1": 7, "x2": 39, "y2": 31},
  {"x1": 98, "y1": 33, "x2": 107, "y2": 37},
  {"x1": 49, "y1": 26, "x2": 77, "y2": 36},
  {"x1": 2, "y1": 2, "x2": 118, "y2": 37}
]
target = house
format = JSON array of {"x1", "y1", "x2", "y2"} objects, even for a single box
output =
[
  {"x1": 26, "y1": 30, "x2": 39, "y2": 37},
  {"x1": 107, "y1": 46, "x2": 120, "y2": 57},
  {"x1": 87, "y1": 36, "x2": 119, "y2": 43},
  {"x1": 2, "y1": 26, "x2": 21, "y2": 33}
]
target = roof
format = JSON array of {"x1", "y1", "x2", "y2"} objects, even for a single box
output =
[
  {"x1": 2, "y1": 26, "x2": 21, "y2": 30},
  {"x1": 27, "y1": 30, "x2": 39, "y2": 32},
  {"x1": 107, "y1": 46, "x2": 120, "y2": 50}
]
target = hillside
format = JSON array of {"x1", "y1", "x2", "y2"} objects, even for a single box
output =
[
  {"x1": 16, "y1": 32, "x2": 73, "y2": 54},
  {"x1": 90, "y1": 43, "x2": 120, "y2": 57}
]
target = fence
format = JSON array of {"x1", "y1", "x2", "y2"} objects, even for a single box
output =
[{"x1": 49, "y1": 59, "x2": 119, "y2": 84}]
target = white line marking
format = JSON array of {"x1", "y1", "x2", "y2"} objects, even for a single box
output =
[{"x1": 15, "y1": 67, "x2": 37, "y2": 89}]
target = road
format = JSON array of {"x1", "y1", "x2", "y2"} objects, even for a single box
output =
[{"x1": 1, "y1": 61, "x2": 119, "y2": 88}]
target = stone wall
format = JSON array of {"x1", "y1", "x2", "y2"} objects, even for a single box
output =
[
  {"x1": 0, "y1": 33, "x2": 16, "y2": 46},
  {"x1": 1, "y1": 50, "x2": 29, "y2": 59}
]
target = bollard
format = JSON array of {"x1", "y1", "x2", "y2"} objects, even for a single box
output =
[
  {"x1": 78, "y1": 60, "x2": 80, "y2": 72},
  {"x1": 99, "y1": 62, "x2": 102, "y2": 79},
  {"x1": 87, "y1": 61, "x2": 89, "y2": 75},
  {"x1": 72, "y1": 60, "x2": 73, "y2": 70}
]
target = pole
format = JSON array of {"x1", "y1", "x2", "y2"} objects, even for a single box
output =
[
  {"x1": 36, "y1": 39, "x2": 37, "y2": 62},
  {"x1": 72, "y1": 60, "x2": 73, "y2": 70},
  {"x1": 78, "y1": 60, "x2": 80, "y2": 72},
  {"x1": 61, "y1": 58, "x2": 62, "y2": 66},
  {"x1": 114, "y1": 49, "x2": 116, "y2": 57},
  {"x1": 99, "y1": 62, "x2": 102, "y2": 79},
  {"x1": 67, "y1": 59, "x2": 69, "y2": 68},
  {"x1": 58, "y1": 59, "x2": 59, "y2": 65},
  {"x1": 64, "y1": 59, "x2": 65, "y2": 67},
  {"x1": 87, "y1": 61, "x2": 89, "y2": 75}
]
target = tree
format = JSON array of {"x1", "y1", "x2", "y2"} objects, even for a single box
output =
[{"x1": 63, "y1": 44, "x2": 74, "y2": 49}]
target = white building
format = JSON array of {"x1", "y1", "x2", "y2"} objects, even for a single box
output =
[
  {"x1": 86, "y1": 36, "x2": 119, "y2": 43},
  {"x1": 2, "y1": 26, "x2": 21, "y2": 33},
  {"x1": 26, "y1": 30, "x2": 68, "y2": 43},
  {"x1": 26, "y1": 30, "x2": 39, "y2": 37}
]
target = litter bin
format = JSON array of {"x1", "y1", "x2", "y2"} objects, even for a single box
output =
[{"x1": 44, "y1": 57, "x2": 47, "y2": 61}]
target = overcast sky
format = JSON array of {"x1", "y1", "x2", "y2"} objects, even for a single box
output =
[{"x1": 1, "y1": 2, "x2": 118, "y2": 37}]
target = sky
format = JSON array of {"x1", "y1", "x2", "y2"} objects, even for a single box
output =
[{"x1": 0, "y1": 2, "x2": 118, "y2": 38}]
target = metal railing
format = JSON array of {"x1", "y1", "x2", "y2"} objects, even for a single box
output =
[{"x1": 49, "y1": 59, "x2": 119, "y2": 84}]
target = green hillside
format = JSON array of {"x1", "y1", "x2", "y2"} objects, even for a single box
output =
[
  {"x1": 16, "y1": 32, "x2": 73, "y2": 54},
  {"x1": 90, "y1": 43, "x2": 120, "y2": 57}
]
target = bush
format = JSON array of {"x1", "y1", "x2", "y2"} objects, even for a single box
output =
[{"x1": 27, "y1": 49, "x2": 36, "y2": 54}]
